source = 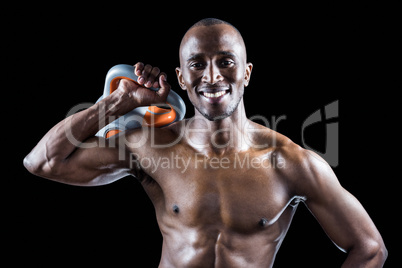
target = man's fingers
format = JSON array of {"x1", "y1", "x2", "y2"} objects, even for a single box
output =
[
  {"x1": 152, "y1": 71, "x2": 167, "y2": 88},
  {"x1": 157, "y1": 73, "x2": 170, "y2": 100},
  {"x1": 134, "y1": 62, "x2": 145, "y2": 84},
  {"x1": 141, "y1": 64, "x2": 151, "y2": 87},
  {"x1": 152, "y1": 80, "x2": 160, "y2": 88},
  {"x1": 136, "y1": 63, "x2": 161, "y2": 88},
  {"x1": 134, "y1": 63, "x2": 168, "y2": 96},
  {"x1": 145, "y1": 66, "x2": 160, "y2": 88},
  {"x1": 134, "y1": 62, "x2": 144, "y2": 76},
  {"x1": 135, "y1": 62, "x2": 154, "y2": 86}
]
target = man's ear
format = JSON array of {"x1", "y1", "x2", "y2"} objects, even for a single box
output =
[
  {"x1": 175, "y1": 67, "x2": 187, "y2": 90},
  {"x1": 244, "y1": 62, "x2": 253, "y2": 87}
]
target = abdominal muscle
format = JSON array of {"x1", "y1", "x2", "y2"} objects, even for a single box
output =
[
  {"x1": 159, "y1": 227, "x2": 279, "y2": 268},
  {"x1": 157, "y1": 201, "x2": 299, "y2": 268}
]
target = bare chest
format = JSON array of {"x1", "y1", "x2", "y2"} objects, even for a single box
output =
[{"x1": 148, "y1": 151, "x2": 298, "y2": 233}]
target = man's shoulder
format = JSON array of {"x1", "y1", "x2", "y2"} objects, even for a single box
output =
[
  {"x1": 248, "y1": 120, "x2": 300, "y2": 154},
  {"x1": 247, "y1": 120, "x2": 327, "y2": 173},
  {"x1": 247, "y1": 120, "x2": 316, "y2": 165},
  {"x1": 270, "y1": 131, "x2": 335, "y2": 195}
]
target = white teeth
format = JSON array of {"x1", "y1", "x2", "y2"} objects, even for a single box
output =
[{"x1": 202, "y1": 91, "x2": 227, "y2": 98}]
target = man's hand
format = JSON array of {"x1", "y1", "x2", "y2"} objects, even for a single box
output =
[{"x1": 113, "y1": 62, "x2": 171, "y2": 114}]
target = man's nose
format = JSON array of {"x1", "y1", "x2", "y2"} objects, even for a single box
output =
[{"x1": 201, "y1": 63, "x2": 223, "y2": 84}]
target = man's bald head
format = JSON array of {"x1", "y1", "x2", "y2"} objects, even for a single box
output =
[
  {"x1": 179, "y1": 18, "x2": 247, "y2": 65},
  {"x1": 187, "y1": 18, "x2": 242, "y2": 36}
]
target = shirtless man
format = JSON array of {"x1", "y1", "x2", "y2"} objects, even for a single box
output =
[{"x1": 24, "y1": 18, "x2": 387, "y2": 267}]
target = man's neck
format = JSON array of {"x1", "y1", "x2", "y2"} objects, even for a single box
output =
[{"x1": 186, "y1": 101, "x2": 252, "y2": 156}]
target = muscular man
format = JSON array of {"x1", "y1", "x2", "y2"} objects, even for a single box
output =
[{"x1": 24, "y1": 18, "x2": 387, "y2": 267}]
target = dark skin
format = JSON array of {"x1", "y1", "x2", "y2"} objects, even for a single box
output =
[{"x1": 24, "y1": 24, "x2": 387, "y2": 267}]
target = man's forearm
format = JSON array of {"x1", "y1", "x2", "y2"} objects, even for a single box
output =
[
  {"x1": 341, "y1": 242, "x2": 388, "y2": 268},
  {"x1": 24, "y1": 91, "x2": 129, "y2": 174}
]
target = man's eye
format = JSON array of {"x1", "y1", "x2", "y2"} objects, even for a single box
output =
[
  {"x1": 221, "y1": 60, "x2": 234, "y2": 67},
  {"x1": 191, "y1": 62, "x2": 204, "y2": 68}
]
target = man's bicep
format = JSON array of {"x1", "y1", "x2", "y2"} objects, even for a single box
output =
[
  {"x1": 60, "y1": 136, "x2": 132, "y2": 186},
  {"x1": 299, "y1": 151, "x2": 381, "y2": 253},
  {"x1": 305, "y1": 185, "x2": 372, "y2": 252}
]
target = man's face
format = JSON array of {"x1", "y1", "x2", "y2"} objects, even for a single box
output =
[{"x1": 176, "y1": 24, "x2": 253, "y2": 121}]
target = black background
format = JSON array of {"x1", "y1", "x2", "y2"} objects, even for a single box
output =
[{"x1": 5, "y1": 2, "x2": 398, "y2": 267}]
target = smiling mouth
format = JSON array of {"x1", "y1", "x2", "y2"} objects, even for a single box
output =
[{"x1": 199, "y1": 89, "x2": 230, "y2": 99}]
